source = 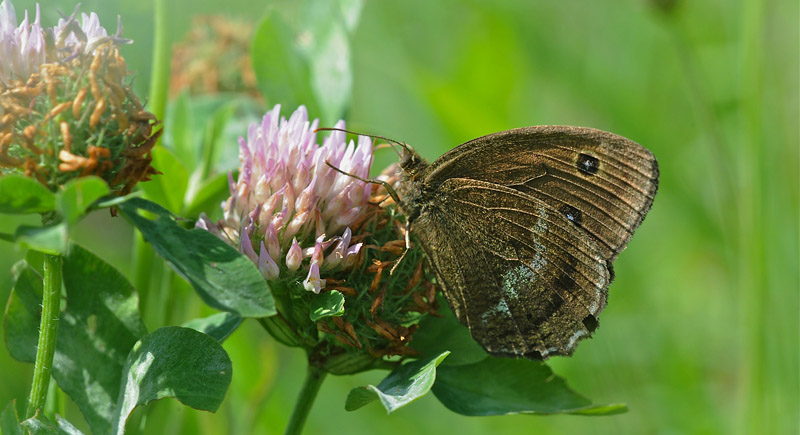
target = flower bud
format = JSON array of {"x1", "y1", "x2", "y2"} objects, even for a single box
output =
[
  {"x1": 258, "y1": 242, "x2": 280, "y2": 280},
  {"x1": 286, "y1": 238, "x2": 302, "y2": 271}
]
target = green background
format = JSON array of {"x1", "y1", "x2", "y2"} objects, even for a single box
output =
[{"x1": 2, "y1": 0, "x2": 797, "y2": 433}]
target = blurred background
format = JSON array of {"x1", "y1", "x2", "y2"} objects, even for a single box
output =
[{"x1": 1, "y1": 0, "x2": 797, "y2": 433}]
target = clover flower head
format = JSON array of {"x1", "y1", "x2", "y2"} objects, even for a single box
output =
[
  {"x1": 200, "y1": 105, "x2": 441, "y2": 367},
  {"x1": 206, "y1": 104, "x2": 373, "y2": 289},
  {"x1": 0, "y1": 1, "x2": 159, "y2": 194},
  {"x1": 169, "y1": 15, "x2": 257, "y2": 96},
  {"x1": 53, "y1": 4, "x2": 130, "y2": 58},
  {"x1": 0, "y1": 1, "x2": 129, "y2": 87}
]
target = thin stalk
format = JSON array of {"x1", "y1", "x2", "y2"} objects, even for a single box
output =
[
  {"x1": 284, "y1": 364, "x2": 327, "y2": 435},
  {"x1": 148, "y1": 0, "x2": 170, "y2": 122},
  {"x1": 666, "y1": 18, "x2": 735, "y2": 245},
  {"x1": 25, "y1": 253, "x2": 62, "y2": 418},
  {"x1": 135, "y1": 2, "x2": 171, "y2": 430},
  {"x1": 131, "y1": 233, "x2": 155, "y2": 307},
  {"x1": 737, "y1": 0, "x2": 766, "y2": 433},
  {"x1": 133, "y1": 0, "x2": 170, "y2": 318}
]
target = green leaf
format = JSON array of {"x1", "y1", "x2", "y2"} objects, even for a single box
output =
[
  {"x1": 14, "y1": 222, "x2": 67, "y2": 256},
  {"x1": 18, "y1": 412, "x2": 84, "y2": 435},
  {"x1": 20, "y1": 412, "x2": 57, "y2": 435},
  {"x1": 3, "y1": 245, "x2": 149, "y2": 434},
  {"x1": 432, "y1": 357, "x2": 626, "y2": 416},
  {"x1": 18, "y1": 411, "x2": 82, "y2": 435},
  {"x1": 55, "y1": 176, "x2": 110, "y2": 224},
  {"x1": 55, "y1": 415, "x2": 86, "y2": 435},
  {"x1": 251, "y1": 2, "x2": 360, "y2": 123},
  {"x1": 138, "y1": 147, "x2": 188, "y2": 214},
  {"x1": 252, "y1": 10, "x2": 318, "y2": 114},
  {"x1": 198, "y1": 103, "x2": 237, "y2": 181},
  {"x1": 92, "y1": 191, "x2": 142, "y2": 210},
  {"x1": 569, "y1": 403, "x2": 629, "y2": 416},
  {"x1": 1, "y1": 400, "x2": 22, "y2": 435},
  {"x1": 55, "y1": 244, "x2": 149, "y2": 433},
  {"x1": 337, "y1": 0, "x2": 365, "y2": 34},
  {"x1": 25, "y1": 248, "x2": 45, "y2": 275},
  {"x1": 111, "y1": 326, "x2": 233, "y2": 435},
  {"x1": 164, "y1": 91, "x2": 196, "y2": 170},
  {"x1": 117, "y1": 198, "x2": 275, "y2": 318},
  {"x1": 182, "y1": 312, "x2": 243, "y2": 343},
  {"x1": 4, "y1": 262, "x2": 44, "y2": 363},
  {"x1": 0, "y1": 175, "x2": 55, "y2": 214},
  {"x1": 309, "y1": 290, "x2": 345, "y2": 321},
  {"x1": 300, "y1": 0, "x2": 354, "y2": 123},
  {"x1": 345, "y1": 351, "x2": 449, "y2": 413},
  {"x1": 183, "y1": 172, "x2": 230, "y2": 220},
  {"x1": 410, "y1": 299, "x2": 488, "y2": 366}
]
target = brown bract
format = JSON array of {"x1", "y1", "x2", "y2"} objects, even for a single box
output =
[{"x1": 311, "y1": 168, "x2": 440, "y2": 361}]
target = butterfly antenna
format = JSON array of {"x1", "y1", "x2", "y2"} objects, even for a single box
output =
[
  {"x1": 315, "y1": 127, "x2": 412, "y2": 157},
  {"x1": 324, "y1": 160, "x2": 401, "y2": 204}
]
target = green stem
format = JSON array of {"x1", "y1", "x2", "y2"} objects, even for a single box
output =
[
  {"x1": 131, "y1": 232, "x2": 155, "y2": 306},
  {"x1": 25, "y1": 253, "x2": 62, "y2": 418},
  {"x1": 666, "y1": 18, "x2": 735, "y2": 245},
  {"x1": 133, "y1": 0, "x2": 170, "y2": 321},
  {"x1": 737, "y1": 0, "x2": 766, "y2": 433},
  {"x1": 148, "y1": 0, "x2": 170, "y2": 122},
  {"x1": 285, "y1": 364, "x2": 327, "y2": 435}
]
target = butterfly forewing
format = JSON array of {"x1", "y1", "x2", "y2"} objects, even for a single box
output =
[
  {"x1": 412, "y1": 178, "x2": 610, "y2": 358},
  {"x1": 423, "y1": 126, "x2": 659, "y2": 261}
]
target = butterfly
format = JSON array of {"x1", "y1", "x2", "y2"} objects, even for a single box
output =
[{"x1": 391, "y1": 126, "x2": 659, "y2": 359}]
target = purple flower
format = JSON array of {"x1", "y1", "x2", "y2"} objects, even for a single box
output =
[
  {"x1": 213, "y1": 104, "x2": 374, "y2": 289},
  {"x1": 0, "y1": 1, "x2": 128, "y2": 86},
  {"x1": 53, "y1": 5, "x2": 130, "y2": 57},
  {"x1": 0, "y1": 1, "x2": 45, "y2": 85},
  {"x1": 303, "y1": 263, "x2": 324, "y2": 294}
]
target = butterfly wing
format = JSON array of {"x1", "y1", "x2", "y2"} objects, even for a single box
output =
[
  {"x1": 423, "y1": 126, "x2": 659, "y2": 261},
  {"x1": 408, "y1": 126, "x2": 657, "y2": 358},
  {"x1": 412, "y1": 178, "x2": 610, "y2": 358}
]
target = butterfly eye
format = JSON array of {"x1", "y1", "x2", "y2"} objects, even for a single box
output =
[
  {"x1": 577, "y1": 153, "x2": 600, "y2": 175},
  {"x1": 400, "y1": 149, "x2": 425, "y2": 175}
]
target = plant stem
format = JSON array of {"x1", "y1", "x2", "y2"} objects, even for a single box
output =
[
  {"x1": 737, "y1": 0, "x2": 767, "y2": 433},
  {"x1": 131, "y1": 233, "x2": 155, "y2": 305},
  {"x1": 25, "y1": 252, "x2": 62, "y2": 418},
  {"x1": 148, "y1": 0, "x2": 170, "y2": 122},
  {"x1": 133, "y1": 0, "x2": 169, "y2": 324},
  {"x1": 285, "y1": 364, "x2": 327, "y2": 435}
]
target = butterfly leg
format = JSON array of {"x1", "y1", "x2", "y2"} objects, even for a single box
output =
[{"x1": 390, "y1": 219, "x2": 412, "y2": 275}]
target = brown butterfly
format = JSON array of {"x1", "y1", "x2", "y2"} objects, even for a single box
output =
[
  {"x1": 323, "y1": 125, "x2": 658, "y2": 359},
  {"x1": 390, "y1": 126, "x2": 659, "y2": 359}
]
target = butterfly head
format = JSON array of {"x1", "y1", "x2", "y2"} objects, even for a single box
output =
[{"x1": 398, "y1": 143, "x2": 428, "y2": 179}]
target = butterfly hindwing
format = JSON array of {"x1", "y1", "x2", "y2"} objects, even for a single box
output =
[{"x1": 411, "y1": 178, "x2": 610, "y2": 358}]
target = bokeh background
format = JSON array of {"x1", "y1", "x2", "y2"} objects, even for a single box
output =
[{"x1": 1, "y1": 0, "x2": 797, "y2": 434}]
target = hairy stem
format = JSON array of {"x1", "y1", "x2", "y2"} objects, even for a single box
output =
[{"x1": 25, "y1": 252, "x2": 62, "y2": 418}]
